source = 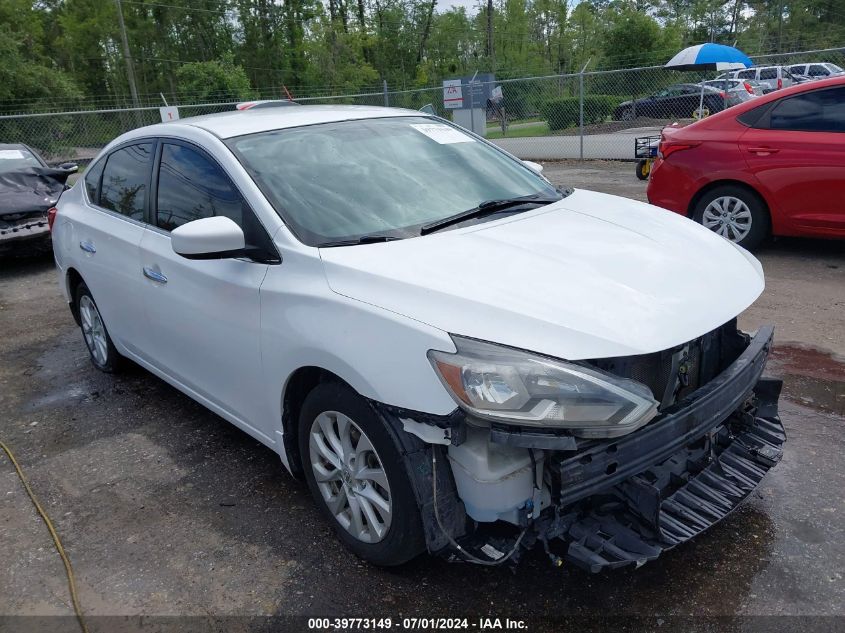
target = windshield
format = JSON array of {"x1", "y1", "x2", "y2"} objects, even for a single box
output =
[
  {"x1": 229, "y1": 116, "x2": 559, "y2": 246},
  {"x1": 0, "y1": 147, "x2": 42, "y2": 174},
  {"x1": 828, "y1": 64, "x2": 844, "y2": 73}
]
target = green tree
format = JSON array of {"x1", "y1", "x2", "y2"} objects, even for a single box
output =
[{"x1": 175, "y1": 55, "x2": 255, "y2": 102}]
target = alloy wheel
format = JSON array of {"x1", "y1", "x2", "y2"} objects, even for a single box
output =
[
  {"x1": 308, "y1": 410, "x2": 393, "y2": 543},
  {"x1": 701, "y1": 195, "x2": 753, "y2": 243},
  {"x1": 79, "y1": 295, "x2": 108, "y2": 366}
]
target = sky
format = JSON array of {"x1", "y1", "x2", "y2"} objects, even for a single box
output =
[{"x1": 440, "y1": 0, "x2": 482, "y2": 11}]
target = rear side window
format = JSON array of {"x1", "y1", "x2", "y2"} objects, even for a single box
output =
[
  {"x1": 84, "y1": 159, "x2": 104, "y2": 204},
  {"x1": 737, "y1": 69, "x2": 756, "y2": 80},
  {"x1": 769, "y1": 87, "x2": 845, "y2": 132},
  {"x1": 99, "y1": 143, "x2": 153, "y2": 220},
  {"x1": 760, "y1": 68, "x2": 777, "y2": 80}
]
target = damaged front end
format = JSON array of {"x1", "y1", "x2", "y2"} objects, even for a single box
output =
[{"x1": 378, "y1": 321, "x2": 784, "y2": 572}]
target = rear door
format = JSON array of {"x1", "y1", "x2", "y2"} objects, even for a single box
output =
[
  {"x1": 71, "y1": 142, "x2": 154, "y2": 355},
  {"x1": 739, "y1": 85, "x2": 845, "y2": 236},
  {"x1": 137, "y1": 139, "x2": 279, "y2": 441}
]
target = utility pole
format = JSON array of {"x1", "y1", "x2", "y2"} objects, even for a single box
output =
[
  {"x1": 486, "y1": 0, "x2": 494, "y2": 69},
  {"x1": 115, "y1": 0, "x2": 140, "y2": 109}
]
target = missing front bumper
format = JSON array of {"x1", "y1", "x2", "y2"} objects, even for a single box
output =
[
  {"x1": 531, "y1": 327, "x2": 784, "y2": 572},
  {"x1": 546, "y1": 380, "x2": 784, "y2": 572}
]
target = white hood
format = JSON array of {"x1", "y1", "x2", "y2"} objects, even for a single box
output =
[{"x1": 319, "y1": 189, "x2": 764, "y2": 360}]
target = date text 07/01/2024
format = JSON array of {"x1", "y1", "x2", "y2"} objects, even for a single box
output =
[{"x1": 307, "y1": 618, "x2": 528, "y2": 630}]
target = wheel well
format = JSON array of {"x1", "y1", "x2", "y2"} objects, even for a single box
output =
[
  {"x1": 281, "y1": 366, "x2": 349, "y2": 477},
  {"x1": 687, "y1": 180, "x2": 769, "y2": 219},
  {"x1": 66, "y1": 268, "x2": 84, "y2": 325}
]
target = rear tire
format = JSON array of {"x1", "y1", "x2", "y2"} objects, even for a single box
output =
[
  {"x1": 692, "y1": 184, "x2": 769, "y2": 250},
  {"x1": 75, "y1": 282, "x2": 124, "y2": 373},
  {"x1": 636, "y1": 159, "x2": 650, "y2": 181},
  {"x1": 298, "y1": 381, "x2": 425, "y2": 566}
]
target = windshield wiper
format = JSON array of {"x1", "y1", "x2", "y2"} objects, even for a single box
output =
[
  {"x1": 318, "y1": 234, "x2": 404, "y2": 247},
  {"x1": 419, "y1": 193, "x2": 562, "y2": 235}
]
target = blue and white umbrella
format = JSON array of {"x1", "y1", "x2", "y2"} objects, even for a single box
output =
[
  {"x1": 666, "y1": 43, "x2": 753, "y2": 117},
  {"x1": 665, "y1": 43, "x2": 753, "y2": 72}
]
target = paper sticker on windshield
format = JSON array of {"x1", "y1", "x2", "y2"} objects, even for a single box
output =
[
  {"x1": 0, "y1": 150, "x2": 26, "y2": 160},
  {"x1": 410, "y1": 123, "x2": 474, "y2": 144}
]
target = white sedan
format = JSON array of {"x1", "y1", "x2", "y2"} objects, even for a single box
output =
[{"x1": 52, "y1": 106, "x2": 784, "y2": 571}]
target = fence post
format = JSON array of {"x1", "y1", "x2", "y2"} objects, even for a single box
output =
[
  {"x1": 383, "y1": 80, "x2": 388, "y2": 107},
  {"x1": 469, "y1": 71, "x2": 477, "y2": 135},
  {"x1": 579, "y1": 61, "x2": 590, "y2": 161}
]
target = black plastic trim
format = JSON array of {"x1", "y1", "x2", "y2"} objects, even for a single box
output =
[{"x1": 559, "y1": 382, "x2": 785, "y2": 572}]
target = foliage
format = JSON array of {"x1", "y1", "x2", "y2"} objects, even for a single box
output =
[
  {"x1": 174, "y1": 55, "x2": 255, "y2": 102},
  {"x1": 540, "y1": 95, "x2": 621, "y2": 130},
  {"x1": 4, "y1": 0, "x2": 845, "y2": 110}
]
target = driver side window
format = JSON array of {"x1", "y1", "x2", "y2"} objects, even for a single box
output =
[{"x1": 155, "y1": 142, "x2": 278, "y2": 261}]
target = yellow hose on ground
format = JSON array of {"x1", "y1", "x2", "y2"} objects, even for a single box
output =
[{"x1": 1, "y1": 439, "x2": 89, "y2": 633}]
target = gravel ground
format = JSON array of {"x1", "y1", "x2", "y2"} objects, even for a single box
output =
[{"x1": 1, "y1": 161, "x2": 843, "y2": 630}]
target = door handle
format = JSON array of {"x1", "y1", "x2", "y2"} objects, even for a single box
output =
[
  {"x1": 79, "y1": 240, "x2": 96, "y2": 254},
  {"x1": 142, "y1": 266, "x2": 168, "y2": 284},
  {"x1": 747, "y1": 147, "x2": 780, "y2": 155}
]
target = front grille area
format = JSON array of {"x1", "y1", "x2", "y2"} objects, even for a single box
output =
[{"x1": 586, "y1": 319, "x2": 748, "y2": 410}]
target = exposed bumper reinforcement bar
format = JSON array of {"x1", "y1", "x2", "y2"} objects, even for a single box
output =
[
  {"x1": 544, "y1": 376, "x2": 784, "y2": 573},
  {"x1": 562, "y1": 402, "x2": 784, "y2": 572},
  {"x1": 530, "y1": 326, "x2": 785, "y2": 573}
]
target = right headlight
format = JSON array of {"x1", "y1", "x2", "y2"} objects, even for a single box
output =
[{"x1": 428, "y1": 336, "x2": 659, "y2": 437}]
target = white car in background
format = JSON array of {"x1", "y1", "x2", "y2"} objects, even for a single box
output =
[
  {"x1": 786, "y1": 62, "x2": 845, "y2": 80},
  {"x1": 719, "y1": 65, "x2": 799, "y2": 92},
  {"x1": 51, "y1": 106, "x2": 785, "y2": 571}
]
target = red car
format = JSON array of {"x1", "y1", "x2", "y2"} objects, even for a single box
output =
[{"x1": 647, "y1": 76, "x2": 845, "y2": 249}]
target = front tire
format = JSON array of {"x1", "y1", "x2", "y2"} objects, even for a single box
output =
[
  {"x1": 75, "y1": 282, "x2": 123, "y2": 373},
  {"x1": 636, "y1": 159, "x2": 650, "y2": 181},
  {"x1": 298, "y1": 381, "x2": 425, "y2": 566},
  {"x1": 693, "y1": 185, "x2": 769, "y2": 250}
]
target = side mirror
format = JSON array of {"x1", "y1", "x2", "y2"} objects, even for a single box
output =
[
  {"x1": 58, "y1": 162, "x2": 79, "y2": 173},
  {"x1": 171, "y1": 216, "x2": 245, "y2": 259},
  {"x1": 523, "y1": 160, "x2": 544, "y2": 174}
]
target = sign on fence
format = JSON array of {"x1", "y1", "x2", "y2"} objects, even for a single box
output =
[
  {"x1": 159, "y1": 106, "x2": 180, "y2": 122},
  {"x1": 442, "y1": 80, "x2": 463, "y2": 109}
]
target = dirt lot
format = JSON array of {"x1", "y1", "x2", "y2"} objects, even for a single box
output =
[{"x1": 1, "y1": 161, "x2": 844, "y2": 630}]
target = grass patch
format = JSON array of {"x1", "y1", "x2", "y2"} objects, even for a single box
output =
[{"x1": 486, "y1": 121, "x2": 549, "y2": 139}]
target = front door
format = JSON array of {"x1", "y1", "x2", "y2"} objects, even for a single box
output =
[{"x1": 137, "y1": 140, "x2": 279, "y2": 442}]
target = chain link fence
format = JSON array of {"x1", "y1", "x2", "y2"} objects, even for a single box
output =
[{"x1": 2, "y1": 47, "x2": 842, "y2": 166}]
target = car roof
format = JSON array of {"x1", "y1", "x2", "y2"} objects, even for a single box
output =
[{"x1": 129, "y1": 105, "x2": 425, "y2": 141}]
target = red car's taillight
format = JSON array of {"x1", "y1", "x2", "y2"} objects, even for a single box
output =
[
  {"x1": 658, "y1": 141, "x2": 699, "y2": 160},
  {"x1": 47, "y1": 207, "x2": 58, "y2": 232},
  {"x1": 744, "y1": 81, "x2": 754, "y2": 94}
]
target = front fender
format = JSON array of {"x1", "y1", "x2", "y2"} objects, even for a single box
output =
[{"x1": 259, "y1": 254, "x2": 459, "y2": 460}]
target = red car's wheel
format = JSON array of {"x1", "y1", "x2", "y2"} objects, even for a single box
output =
[{"x1": 693, "y1": 185, "x2": 770, "y2": 250}]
